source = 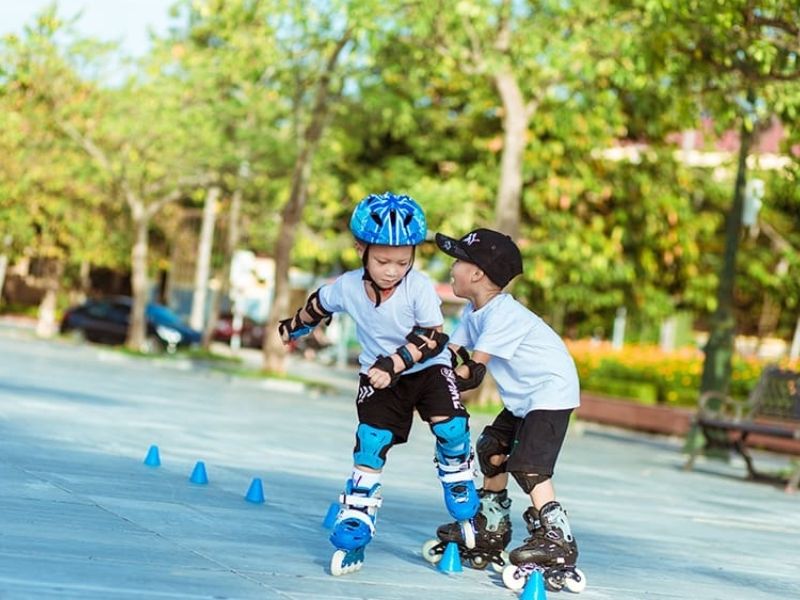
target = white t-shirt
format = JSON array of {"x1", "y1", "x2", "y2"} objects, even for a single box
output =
[
  {"x1": 318, "y1": 269, "x2": 451, "y2": 374},
  {"x1": 450, "y1": 294, "x2": 580, "y2": 416}
]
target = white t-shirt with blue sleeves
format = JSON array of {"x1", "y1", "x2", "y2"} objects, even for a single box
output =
[
  {"x1": 450, "y1": 294, "x2": 580, "y2": 417},
  {"x1": 318, "y1": 269, "x2": 451, "y2": 375}
]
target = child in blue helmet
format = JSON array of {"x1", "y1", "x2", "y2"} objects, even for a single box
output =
[{"x1": 279, "y1": 192, "x2": 480, "y2": 576}]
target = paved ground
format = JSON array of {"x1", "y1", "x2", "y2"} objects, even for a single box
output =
[{"x1": 0, "y1": 329, "x2": 798, "y2": 599}]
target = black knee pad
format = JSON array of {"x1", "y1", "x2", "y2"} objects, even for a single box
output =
[
  {"x1": 476, "y1": 429, "x2": 508, "y2": 478},
  {"x1": 511, "y1": 472, "x2": 551, "y2": 494}
]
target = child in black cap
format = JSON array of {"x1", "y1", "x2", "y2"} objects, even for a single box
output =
[{"x1": 430, "y1": 228, "x2": 585, "y2": 592}]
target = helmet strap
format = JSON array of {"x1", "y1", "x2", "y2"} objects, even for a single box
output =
[{"x1": 361, "y1": 246, "x2": 416, "y2": 308}]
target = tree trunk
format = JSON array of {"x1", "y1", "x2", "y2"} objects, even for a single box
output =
[
  {"x1": 76, "y1": 260, "x2": 91, "y2": 303},
  {"x1": 789, "y1": 314, "x2": 800, "y2": 362},
  {"x1": 190, "y1": 186, "x2": 220, "y2": 331},
  {"x1": 203, "y1": 185, "x2": 242, "y2": 349},
  {"x1": 35, "y1": 260, "x2": 62, "y2": 338},
  {"x1": 127, "y1": 211, "x2": 150, "y2": 352},
  {"x1": 701, "y1": 112, "x2": 753, "y2": 394},
  {"x1": 0, "y1": 253, "x2": 8, "y2": 307},
  {"x1": 263, "y1": 150, "x2": 313, "y2": 373},
  {"x1": 493, "y1": 69, "x2": 528, "y2": 239},
  {"x1": 262, "y1": 32, "x2": 351, "y2": 373}
]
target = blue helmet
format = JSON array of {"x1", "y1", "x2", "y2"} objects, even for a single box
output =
[{"x1": 350, "y1": 192, "x2": 427, "y2": 246}]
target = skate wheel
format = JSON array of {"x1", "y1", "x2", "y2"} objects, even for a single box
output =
[
  {"x1": 468, "y1": 554, "x2": 489, "y2": 570},
  {"x1": 330, "y1": 549, "x2": 347, "y2": 576},
  {"x1": 502, "y1": 564, "x2": 526, "y2": 591},
  {"x1": 330, "y1": 549, "x2": 363, "y2": 576},
  {"x1": 460, "y1": 520, "x2": 476, "y2": 550},
  {"x1": 564, "y1": 568, "x2": 587, "y2": 593},
  {"x1": 546, "y1": 572, "x2": 565, "y2": 591},
  {"x1": 421, "y1": 538, "x2": 442, "y2": 564},
  {"x1": 490, "y1": 551, "x2": 510, "y2": 574}
]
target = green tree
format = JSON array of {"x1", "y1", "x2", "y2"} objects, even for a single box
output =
[{"x1": 633, "y1": 0, "x2": 800, "y2": 392}]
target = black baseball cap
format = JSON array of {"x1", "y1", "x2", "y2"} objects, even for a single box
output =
[{"x1": 435, "y1": 228, "x2": 523, "y2": 288}]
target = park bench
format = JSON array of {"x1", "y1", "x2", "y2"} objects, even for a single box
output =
[{"x1": 684, "y1": 366, "x2": 800, "y2": 493}]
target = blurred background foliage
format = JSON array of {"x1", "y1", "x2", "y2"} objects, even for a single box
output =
[{"x1": 1, "y1": 0, "x2": 799, "y2": 392}]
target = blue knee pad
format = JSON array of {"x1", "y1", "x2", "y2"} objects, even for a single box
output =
[
  {"x1": 431, "y1": 416, "x2": 471, "y2": 464},
  {"x1": 353, "y1": 424, "x2": 393, "y2": 469}
]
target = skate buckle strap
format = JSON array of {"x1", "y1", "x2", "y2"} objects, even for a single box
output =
[
  {"x1": 435, "y1": 458, "x2": 476, "y2": 483},
  {"x1": 437, "y1": 467, "x2": 475, "y2": 483},
  {"x1": 339, "y1": 493, "x2": 383, "y2": 509}
]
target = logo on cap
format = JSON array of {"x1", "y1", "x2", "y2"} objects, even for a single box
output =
[{"x1": 462, "y1": 232, "x2": 480, "y2": 246}]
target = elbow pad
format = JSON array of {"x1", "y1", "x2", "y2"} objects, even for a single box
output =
[{"x1": 303, "y1": 288, "x2": 333, "y2": 327}]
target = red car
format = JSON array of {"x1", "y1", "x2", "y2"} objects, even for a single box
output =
[{"x1": 212, "y1": 312, "x2": 265, "y2": 349}]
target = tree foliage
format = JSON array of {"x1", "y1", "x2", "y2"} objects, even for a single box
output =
[{"x1": 1, "y1": 0, "x2": 799, "y2": 371}]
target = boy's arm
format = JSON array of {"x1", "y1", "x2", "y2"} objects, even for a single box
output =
[
  {"x1": 367, "y1": 326, "x2": 449, "y2": 389},
  {"x1": 277, "y1": 289, "x2": 333, "y2": 344},
  {"x1": 449, "y1": 344, "x2": 489, "y2": 391}
]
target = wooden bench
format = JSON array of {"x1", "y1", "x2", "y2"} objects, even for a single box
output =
[{"x1": 684, "y1": 366, "x2": 800, "y2": 493}]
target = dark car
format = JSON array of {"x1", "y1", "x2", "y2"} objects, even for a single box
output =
[
  {"x1": 60, "y1": 297, "x2": 201, "y2": 353},
  {"x1": 211, "y1": 312, "x2": 265, "y2": 349}
]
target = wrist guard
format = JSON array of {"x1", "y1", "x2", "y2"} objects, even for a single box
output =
[
  {"x1": 449, "y1": 346, "x2": 487, "y2": 391},
  {"x1": 456, "y1": 360, "x2": 486, "y2": 391},
  {"x1": 449, "y1": 346, "x2": 471, "y2": 369},
  {"x1": 278, "y1": 288, "x2": 333, "y2": 342},
  {"x1": 395, "y1": 345, "x2": 415, "y2": 371},
  {"x1": 406, "y1": 327, "x2": 449, "y2": 362},
  {"x1": 370, "y1": 355, "x2": 399, "y2": 386},
  {"x1": 278, "y1": 310, "x2": 313, "y2": 341}
]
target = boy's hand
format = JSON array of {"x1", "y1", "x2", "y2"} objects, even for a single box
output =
[
  {"x1": 277, "y1": 311, "x2": 312, "y2": 344},
  {"x1": 455, "y1": 361, "x2": 486, "y2": 391},
  {"x1": 368, "y1": 355, "x2": 399, "y2": 389},
  {"x1": 406, "y1": 327, "x2": 448, "y2": 361},
  {"x1": 368, "y1": 367, "x2": 392, "y2": 389}
]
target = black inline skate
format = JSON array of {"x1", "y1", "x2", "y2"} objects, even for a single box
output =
[
  {"x1": 502, "y1": 501, "x2": 587, "y2": 593},
  {"x1": 422, "y1": 488, "x2": 512, "y2": 572}
]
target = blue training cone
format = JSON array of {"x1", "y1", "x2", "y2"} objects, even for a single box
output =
[
  {"x1": 322, "y1": 502, "x2": 339, "y2": 529},
  {"x1": 245, "y1": 478, "x2": 265, "y2": 503},
  {"x1": 438, "y1": 541, "x2": 463, "y2": 573},
  {"x1": 189, "y1": 461, "x2": 208, "y2": 484},
  {"x1": 520, "y1": 569, "x2": 547, "y2": 600},
  {"x1": 143, "y1": 445, "x2": 161, "y2": 467}
]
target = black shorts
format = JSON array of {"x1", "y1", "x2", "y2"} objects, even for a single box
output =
[
  {"x1": 482, "y1": 408, "x2": 573, "y2": 476},
  {"x1": 355, "y1": 365, "x2": 467, "y2": 444}
]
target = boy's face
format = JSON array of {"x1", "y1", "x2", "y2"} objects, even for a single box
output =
[
  {"x1": 449, "y1": 259, "x2": 482, "y2": 298},
  {"x1": 359, "y1": 243, "x2": 413, "y2": 289}
]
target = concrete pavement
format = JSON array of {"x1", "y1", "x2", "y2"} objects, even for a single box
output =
[{"x1": 0, "y1": 331, "x2": 798, "y2": 599}]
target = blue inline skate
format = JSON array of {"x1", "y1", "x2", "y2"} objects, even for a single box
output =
[
  {"x1": 429, "y1": 417, "x2": 480, "y2": 550},
  {"x1": 329, "y1": 478, "x2": 382, "y2": 576}
]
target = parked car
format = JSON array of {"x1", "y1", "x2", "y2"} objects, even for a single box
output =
[
  {"x1": 211, "y1": 312, "x2": 265, "y2": 349},
  {"x1": 60, "y1": 297, "x2": 201, "y2": 353}
]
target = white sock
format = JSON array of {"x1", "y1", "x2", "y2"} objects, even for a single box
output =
[{"x1": 351, "y1": 467, "x2": 381, "y2": 490}]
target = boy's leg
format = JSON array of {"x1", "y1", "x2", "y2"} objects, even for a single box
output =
[
  {"x1": 414, "y1": 365, "x2": 480, "y2": 524},
  {"x1": 505, "y1": 409, "x2": 578, "y2": 567},
  {"x1": 434, "y1": 409, "x2": 517, "y2": 555},
  {"x1": 429, "y1": 414, "x2": 480, "y2": 523},
  {"x1": 330, "y1": 375, "x2": 412, "y2": 556}
]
